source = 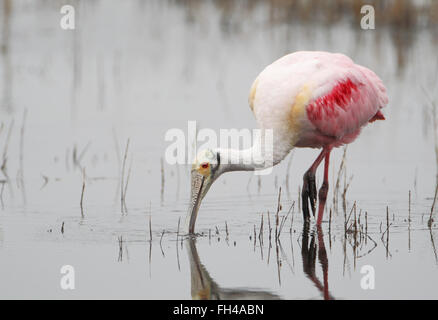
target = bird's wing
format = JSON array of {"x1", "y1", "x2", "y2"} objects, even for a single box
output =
[
  {"x1": 305, "y1": 63, "x2": 388, "y2": 138},
  {"x1": 249, "y1": 51, "x2": 388, "y2": 139}
]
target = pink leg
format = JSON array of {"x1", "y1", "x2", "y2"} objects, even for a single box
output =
[
  {"x1": 302, "y1": 148, "x2": 328, "y2": 221},
  {"x1": 316, "y1": 148, "x2": 332, "y2": 225}
]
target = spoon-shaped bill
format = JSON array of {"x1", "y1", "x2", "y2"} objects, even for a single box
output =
[{"x1": 185, "y1": 170, "x2": 206, "y2": 234}]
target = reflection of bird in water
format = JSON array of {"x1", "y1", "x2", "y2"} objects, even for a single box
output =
[
  {"x1": 186, "y1": 239, "x2": 281, "y2": 300},
  {"x1": 301, "y1": 222, "x2": 333, "y2": 300},
  {"x1": 186, "y1": 51, "x2": 388, "y2": 234}
]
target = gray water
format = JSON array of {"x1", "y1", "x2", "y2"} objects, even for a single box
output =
[{"x1": 0, "y1": 0, "x2": 437, "y2": 299}]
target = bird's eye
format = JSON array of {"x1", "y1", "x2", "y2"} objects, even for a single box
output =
[{"x1": 201, "y1": 163, "x2": 209, "y2": 169}]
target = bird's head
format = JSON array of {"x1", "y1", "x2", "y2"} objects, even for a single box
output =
[{"x1": 185, "y1": 148, "x2": 222, "y2": 234}]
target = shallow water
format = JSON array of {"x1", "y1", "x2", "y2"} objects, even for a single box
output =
[{"x1": 0, "y1": 0, "x2": 438, "y2": 299}]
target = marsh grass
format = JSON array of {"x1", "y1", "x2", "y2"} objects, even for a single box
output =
[
  {"x1": 120, "y1": 138, "x2": 130, "y2": 214},
  {"x1": 80, "y1": 168, "x2": 86, "y2": 218}
]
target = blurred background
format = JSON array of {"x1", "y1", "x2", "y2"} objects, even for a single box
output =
[
  {"x1": 1, "y1": 0, "x2": 438, "y2": 205},
  {"x1": 0, "y1": 0, "x2": 438, "y2": 299}
]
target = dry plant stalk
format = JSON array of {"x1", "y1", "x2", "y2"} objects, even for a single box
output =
[
  {"x1": 275, "y1": 187, "x2": 281, "y2": 242},
  {"x1": 18, "y1": 109, "x2": 27, "y2": 204},
  {"x1": 333, "y1": 146, "x2": 347, "y2": 213},
  {"x1": 429, "y1": 183, "x2": 438, "y2": 227},
  {"x1": 278, "y1": 201, "x2": 294, "y2": 238},
  {"x1": 259, "y1": 213, "x2": 264, "y2": 244},
  {"x1": 160, "y1": 230, "x2": 165, "y2": 257},
  {"x1": 149, "y1": 215, "x2": 152, "y2": 242},
  {"x1": 80, "y1": 168, "x2": 86, "y2": 218},
  {"x1": 118, "y1": 236, "x2": 123, "y2": 262},
  {"x1": 120, "y1": 138, "x2": 130, "y2": 214}
]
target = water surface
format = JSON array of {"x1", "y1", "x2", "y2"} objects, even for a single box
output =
[{"x1": 0, "y1": 0, "x2": 437, "y2": 299}]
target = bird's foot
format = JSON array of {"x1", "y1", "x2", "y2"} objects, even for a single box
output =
[{"x1": 302, "y1": 170, "x2": 317, "y2": 220}]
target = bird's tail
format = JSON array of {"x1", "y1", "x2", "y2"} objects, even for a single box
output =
[{"x1": 368, "y1": 110, "x2": 385, "y2": 123}]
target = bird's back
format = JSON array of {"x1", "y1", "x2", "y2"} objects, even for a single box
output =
[{"x1": 249, "y1": 51, "x2": 388, "y2": 149}]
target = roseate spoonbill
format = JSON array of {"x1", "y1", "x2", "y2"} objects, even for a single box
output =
[{"x1": 186, "y1": 51, "x2": 388, "y2": 234}]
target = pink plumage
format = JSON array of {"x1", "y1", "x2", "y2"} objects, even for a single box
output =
[
  {"x1": 250, "y1": 51, "x2": 388, "y2": 150},
  {"x1": 249, "y1": 51, "x2": 388, "y2": 224}
]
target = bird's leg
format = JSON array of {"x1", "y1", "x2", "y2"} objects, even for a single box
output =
[
  {"x1": 316, "y1": 148, "x2": 332, "y2": 225},
  {"x1": 302, "y1": 171, "x2": 317, "y2": 221},
  {"x1": 302, "y1": 149, "x2": 327, "y2": 221}
]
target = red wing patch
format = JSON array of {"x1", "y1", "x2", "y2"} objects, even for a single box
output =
[{"x1": 307, "y1": 78, "x2": 360, "y2": 122}]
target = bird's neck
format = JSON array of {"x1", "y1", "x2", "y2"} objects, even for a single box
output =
[{"x1": 216, "y1": 134, "x2": 291, "y2": 173}]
